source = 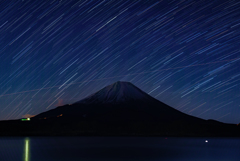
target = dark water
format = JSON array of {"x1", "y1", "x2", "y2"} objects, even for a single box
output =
[{"x1": 0, "y1": 137, "x2": 240, "y2": 161}]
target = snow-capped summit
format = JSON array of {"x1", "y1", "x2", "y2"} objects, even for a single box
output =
[{"x1": 75, "y1": 81, "x2": 155, "y2": 104}]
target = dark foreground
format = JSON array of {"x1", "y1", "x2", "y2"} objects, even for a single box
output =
[
  {"x1": 0, "y1": 118, "x2": 240, "y2": 137},
  {"x1": 1, "y1": 137, "x2": 240, "y2": 161}
]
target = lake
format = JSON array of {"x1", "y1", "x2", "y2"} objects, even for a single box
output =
[{"x1": 0, "y1": 137, "x2": 239, "y2": 161}]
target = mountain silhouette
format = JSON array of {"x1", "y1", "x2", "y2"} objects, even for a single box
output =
[
  {"x1": 1, "y1": 81, "x2": 240, "y2": 136},
  {"x1": 33, "y1": 81, "x2": 204, "y2": 122}
]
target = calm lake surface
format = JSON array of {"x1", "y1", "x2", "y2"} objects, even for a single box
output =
[{"x1": 0, "y1": 137, "x2": 239, "y2": 161}]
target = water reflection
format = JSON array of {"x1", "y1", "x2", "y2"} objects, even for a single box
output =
[
  {"x1": 1, "y1": 137, "x2": 235, "y2": 161},
  {"x1": 24, "y1": 137, "x2": 30, "y2": 161}
]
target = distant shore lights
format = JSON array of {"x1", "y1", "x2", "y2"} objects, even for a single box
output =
[{"x1": 21, "y1": 118, "x2": 30, "y2": 121}]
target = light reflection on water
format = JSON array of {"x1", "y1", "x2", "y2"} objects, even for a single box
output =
[
  {"x1": 0, "y1": 137, "x2": 240, "y2": 161},
  {"x1": 24, "y1": 137, "x2": 30, "y2": 161}
]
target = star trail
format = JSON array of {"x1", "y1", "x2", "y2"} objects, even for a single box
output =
[{"x1": 0, "y1": 0, "x2": 240, "y2": 124}]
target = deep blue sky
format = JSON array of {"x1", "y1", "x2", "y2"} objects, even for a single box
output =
[{"x1": 0, "y1": 0, "x2": 240, "y2": 124}]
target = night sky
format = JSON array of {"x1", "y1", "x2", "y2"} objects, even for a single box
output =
[{"x1": 0, "y1": 0, "x2": 240, "y2": 124}]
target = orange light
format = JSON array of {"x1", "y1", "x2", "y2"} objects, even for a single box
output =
[{"x1": 57, "y1": 114, "x2": 63, "y2": 117}]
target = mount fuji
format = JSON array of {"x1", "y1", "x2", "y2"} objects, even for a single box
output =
[
  {"x1": 1, "y1": 81, "x2": 239, "y2": 136},
  {"x1": 34, "y1": 81, "x2": 200, "y2": 122}
]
